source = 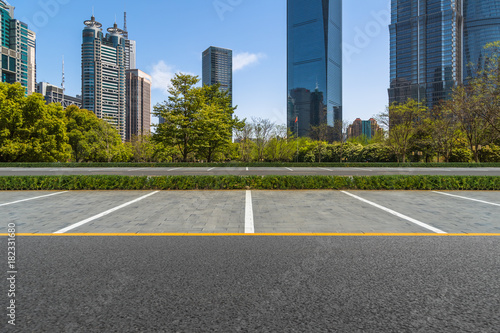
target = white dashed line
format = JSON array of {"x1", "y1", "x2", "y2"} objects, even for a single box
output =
[
  {"x1": 0, "y1": 192, "x2": 68, "y2": 207},
  {"x1": 245, "y1": 191, "x2": 255, "y2": 234},
  {"x1": 433, "y1": 191, "x2": 500, "y2": 207},
  {"x1": 207, "y1": 167, "x2": 216, "y2": 172},
  {"x1": 353, "y1": 168, "x2": 373, "y2": 172},
  {"x1": 127, "y1": 168, "x2": 149, "y2": 172},
  {"x1": 319, "y1": 168, "x2": 334, "y2": 172},
  {"x1": 246, "y1": 167, "x2": 249, "y2": 171},
  {"x1": 341, "y1": 191, "x2": 447, "y2": 234},
  {"x1": 54, "y1": 191, "x2": 160, "y2": 234},
  {"x1": 285, "y1": 167, "x2": 293, "y2": 172},
  {"x1": 167, "y1": 168, "x2": 182, "y2": 172}
]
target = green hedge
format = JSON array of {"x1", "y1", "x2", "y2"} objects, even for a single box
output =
[
  {"x1": 0, "y1": 175, "x2": 499, "y2": 190},
  {"x1": 1, "y1": 162, "x2": 500, "y2": 168}
]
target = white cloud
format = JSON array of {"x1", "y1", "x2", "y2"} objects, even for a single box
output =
[
  {"x1": 151, "y1": 60, "x2": 176, "y2": 95},
  {"x1": 233, "y1": 52, "x2": 266, "y2": 72}
]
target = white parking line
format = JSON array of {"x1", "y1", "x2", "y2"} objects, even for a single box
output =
[
  {"x1": 341, "y1": 191, "x2": 447, "y2": 234},
  {"x1": 54, "y1": 191, "x2": 160, "y2": 234},
  {"x1": 285, "y1": 167, "x2": 294, "y2": 172},
  {"x1": 433, "y1": 191, "x2": 500, "y2": 207},
  {"x1": 0, "y1": 192, "x2": 68, "y2": 207},
  {"x1": 207, "y1": 167, "x2": 216, "y2": 172},
  {"x1": 245, "y1": 191, "x2": 255, "y2": 234}
]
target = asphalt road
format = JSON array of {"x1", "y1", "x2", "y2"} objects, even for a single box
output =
[
  {"x1": 2, "y1": 191, "x2": 499, "y2": 331},
  {"x1": 1, "y1": 166, "x2": 500, "y2": 176},
  {"x1": 2, "y1": 236, "x2": 500, "y2": 332}
]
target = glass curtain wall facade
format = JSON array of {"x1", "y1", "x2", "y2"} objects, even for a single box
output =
[
  {"x1": 82, "y1": 17, "x2": 126, "y2": 141},
  {"x1": 389, "y1": 0, "x2": 463, "y2": 109},
  {"x1": 463, "y1": 1, "x2": 500, "y2": 81},
  {"x1": 0, "y1": 1, "x2": 36, "y2": 95},
  {"x1": 202, "y1": 46, "x2": 233, "y2": 105},
  {"x1": 287, "y1": 0, "x2": 342, "y2": 139}
]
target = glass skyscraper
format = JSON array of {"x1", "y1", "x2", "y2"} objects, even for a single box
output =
[
  {"x1": 287, "y1": 0, "x2": 342, "y2": 139},
  {"x1": 389, "y1": 0, "x2": 463, "y2": 109},
  {"x1": 82, "y1": 16, "x2": 126, "y2": 140},
  {"x1": 463, "y1": 1, "x2": 500, "y2": 81},
  {"x1": 389, "y1": 0, "x2": 500, "y2": 109},
  {"x1": 202, "y1": 46, "x2": 233, "y2": 104},
  {"x1": 0, "y1": 0, "x2": 36, "y2": 95}
]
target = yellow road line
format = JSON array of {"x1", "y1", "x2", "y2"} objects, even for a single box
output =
[{"x1": 2, "y1": 233, "x2": 500, "y2": 237}]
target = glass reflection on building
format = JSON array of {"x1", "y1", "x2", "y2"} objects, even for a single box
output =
[
  {"x1": 287, "y1": 0, "x2": 342, "y2": 139},
  {"x1": 389, "y1": 0, "x2": 463, "y2": 109},
  {"x1": 463, "y1": 0, "x2": 500, "y2": 81}
]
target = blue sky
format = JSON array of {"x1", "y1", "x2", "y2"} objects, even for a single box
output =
[{"x1": 12, "y1": 0, "x2": 391, "y2": 125}]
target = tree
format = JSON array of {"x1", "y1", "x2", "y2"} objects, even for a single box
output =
[
  {"x1": 252, "y1": 117, "x2": 275, "y2": 162},
  {"x1": 378, "y1": 99, "x2": 426, "y2": 163},
  {"x1": 0, "y1": 83, "x2": 70, "y2": 162},
  {"x1": 129, "y1": 134, "x2": 156, "y2": 162},
  {"x1": 234, "y1": 121, "x2": 254, "y2": 162},
  {"x1": 65, "y1": 105, "x2": 131, "y2": 162},
  {"x1": 423, "y1": 102, "x2": 461, "y2": 162},
  {"x1": 154, "y1": 74, "x2": 203, "y2": 162},
  {"x1": 196, "y1": 84, "x2": 244, "y2": 162},
  {"x1": 448, "y1": 85, "x2": 492, "y2": 163}
]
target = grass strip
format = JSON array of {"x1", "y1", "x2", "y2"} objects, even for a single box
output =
[{"x1": 0, "y1": 175, "x2": 499, "y2": 191}]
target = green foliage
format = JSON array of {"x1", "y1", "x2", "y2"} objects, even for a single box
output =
[
  {"x1": 0, "y1": 83, "x2": 70, "y2": 162},
  {"x1": 0, "y1": 175, "x2": 498, "y2": 191}
]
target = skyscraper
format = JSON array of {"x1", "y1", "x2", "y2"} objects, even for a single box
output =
[
  {"x1": 389, "y1": 0, "x2": 500, "y2": 109},
  {"x1": 202, "y1": 46, "x2": 233, "y2": 103},
  {"x1": 126, "y1": 69, "x2": 152, "y2": 140},
  {"x1": 0, "y1": 0, "x2": 36, "y2": 95},
  {"x1": 463, "y1": 1, "x2": 500, "y2": 81},
  {"x1": 287, "y1": 0, "x2": 342, "y2": 139},
  {"x1": 123, "y1": 12, "x2": 136, "y2": 70},
  {"x1": 82, "y1": 16, "x2": 126, "y2": 140},
  {"x1": 389, "y1": 0, "x2": 463, "y2": 109}
]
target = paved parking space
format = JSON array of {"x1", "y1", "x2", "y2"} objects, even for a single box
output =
[
  {"x1": 252, "y1": 191, "x2": 426, "y2": 233},
  {"x1": 1, "y1": 190, "x2": 499, "y2": 234}
]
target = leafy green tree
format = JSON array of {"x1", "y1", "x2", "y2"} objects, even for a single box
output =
[
  {"x1": 234, "y1": 121, "x2": 255, "y2": 162},
  {"x1": 379, "y1": 99, "x2": 426, "y2": 163},
  {"x1": 65, "y1": 105, "x2": 131, "y2": 162},
  {"x1": 196, "y1": 84, "x2": 244, "y2": 162},
  {"x1": 154, "y1": 74, "x2": 202, "y2": 162},
  {"x1": 0, "y1": 83, "x2": 70, "y2": 162},
  {"x1": 129, "y1": 134, "x2": 156, "y2": 162}
]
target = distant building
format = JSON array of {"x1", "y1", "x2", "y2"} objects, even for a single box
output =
[
  {"x1": 0, "y1": 0, "x2": 36, "y2": 95},
  {"x1": 202, "y1": 46, "x2": 233, "y2": 104},
  {"x1": 36, "y1": 82, "x2": 82, "y2": 108},
  {"x1": 347, "y1": 118, "x2": 381, "y2": 140},
  {"x1": 126, "y1": 69, "x2": 152, "y2": 140},
  {"x1": 287, "y1": 0, "x2": 342, "y2": 138},
  {"x1": 82, "y1": 16, "x2": 126, "y2": 140}
]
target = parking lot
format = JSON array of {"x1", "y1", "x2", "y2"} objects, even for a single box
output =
[{"x1": 2, "y1": 190, "x2": 499, "y2": 235}]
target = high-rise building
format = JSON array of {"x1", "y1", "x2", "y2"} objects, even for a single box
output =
[
  {"x1": 202, "y1": 46, "x2": 233, "y2": 103},
  {"x1": 389, "y1": 0, "x2": 463, "y2": 109},
  {"x1": 463, "y1": 1, "x2": 500, "y2": 81},
  {"x1": 389, "y1": 0, "x2": 500, "y2": 109},
  {"x1": 36, "y1": 82, "x2": 82, "y2": 109},
  {"x1": 123, "y1": 12, "x2": 136, "y2": 70},
  {"x1": 82, "y1": 16, "x2": 126, "y2": 140},
  {"x1": 287, "y1": 0, "x2": 342, "y2": 139},
  {"x1": 0, "y1": 0, "x2": 36, "y2": 95},
  {"x1": 126, "y1": 69, "x2": 151, "y2": 140}
]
